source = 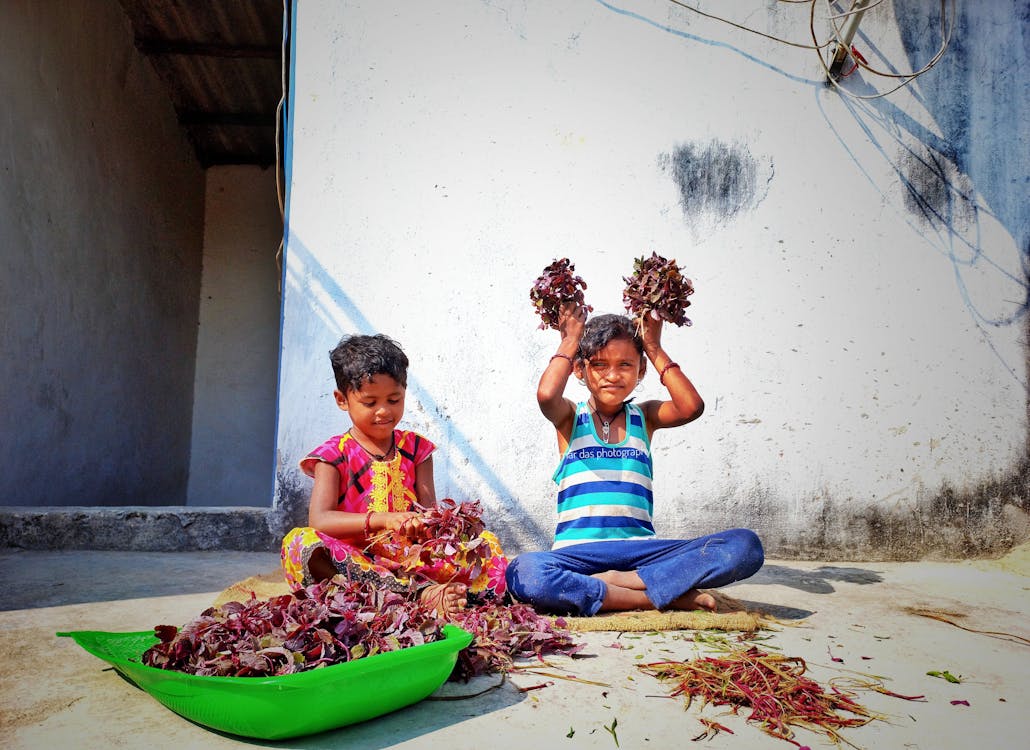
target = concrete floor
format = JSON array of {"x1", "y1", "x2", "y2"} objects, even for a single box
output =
[{"x1": 1, "y1": 547, "x2": 1028, "y2": 749}]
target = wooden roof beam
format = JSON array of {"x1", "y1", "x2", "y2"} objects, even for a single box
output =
[{"x1": 136, "y1": 38, "x2": 279, "y2": 59}]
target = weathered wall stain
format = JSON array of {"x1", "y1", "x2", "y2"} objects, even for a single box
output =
[
  {"x1": 900, "y1": 145, "x2": 975, "y2": 231},
  {"x1": 268, "y1": 467, "x2": 310, "y2": 541},
  {"x1": 762, "y1": 460, "x2": 1030, "y2": 561},
  {"x1": 658, "y1": 140, "x2": 771, "y2": 224}
]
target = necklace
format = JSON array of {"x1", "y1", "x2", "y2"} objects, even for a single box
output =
[
  {"x1": 351, "y1": 431, "x2": 395, "y2": 461},
  {"x1": 593, "y1": 403, "x2": 623, "y2": 443}
]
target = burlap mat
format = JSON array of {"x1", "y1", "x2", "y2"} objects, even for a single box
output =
[
  {"x1": 561, "y1": 590, "x2": 764, "y2": 632},
  {"x1": 213, "y1": 573, "x2": 764, "y2": 632},
  {"x1": 212, "y1": 571, "x2": 292, "y2": 608}
]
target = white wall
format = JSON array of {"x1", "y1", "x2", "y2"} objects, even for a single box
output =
[
  {"x1": 187, "y1": 166, "x2": 282, "y2": 507},
  {"x1": 0, "y1": 0, "x2": 205, "y2": 506},
  {"x1": 276, "y1": 0, "x2": 1029, "y2": 559}
]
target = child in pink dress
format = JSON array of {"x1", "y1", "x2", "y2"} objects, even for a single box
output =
[{"x1": 281, "y1": 334, "x2": 507, "y2": 616}]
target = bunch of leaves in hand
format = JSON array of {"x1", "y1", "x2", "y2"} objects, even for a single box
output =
[
  {"x1": 142, "y1": 575, "x2": 441, "y2": 677},
  {"x1": 368, "y1": 499, "x2": 494, "y2": 584},
  {"x1": 622, "y1": 251, "x2": 695, "y2": 327},
  {"x1": 530, "y1": 257, "x2": 592, "y2": 330},
  {"x1": 449, "y1": 602, "x2": 583, "y2": 681}
]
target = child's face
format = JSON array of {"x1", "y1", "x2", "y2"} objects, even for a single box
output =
[
  {"x1": 334, "y1": 374, "x2": 406, "y2": 442},
  {"x1": 576, "y1": 337, "x2": 645, "y2": 407}
]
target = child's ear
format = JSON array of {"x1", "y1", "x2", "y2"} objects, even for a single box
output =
[
  {"x1": 638, "y1": 359, "x2": 648, "y2": 380},
  {"x1": 333, "y1": 389, "x2": 349, "y2": 412}
]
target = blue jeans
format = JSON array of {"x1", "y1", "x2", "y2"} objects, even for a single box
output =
[{"x1": 505, "y1": 528, "x2": 764, "y2": 616}]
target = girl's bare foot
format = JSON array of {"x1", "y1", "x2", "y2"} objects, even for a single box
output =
[
  {"x1": 592, "y1": 570, "x2": 647, "y2": 590},
  {"x1": 420, "y1": 582, "x2": 468, "y2": 617},
  {"x1": 669, "y1": 588, "x2": 717, "y2": 612}
]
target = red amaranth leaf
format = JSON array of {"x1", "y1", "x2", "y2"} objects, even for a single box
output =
[
  {"x1": 622, "y1": 251, "x2": 694, "y2": 327},
  {"x1": 367, "y1": 499, "x2": 493, "y2": 585},
  {"x1": 448, "y1": 601, "x2": 583, "y2": 681},
  {"x1": 142, "y1": 576, "x2": 442, "y2": 677},
  {"x1": 530, "y1": 258, "x2": 592, "y2": 330}
]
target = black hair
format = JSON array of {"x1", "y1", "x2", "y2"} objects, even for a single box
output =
[
  {"x1": 329, "y1": 334, "x2": 409, "y2": 393},
  {"x1": 576, "y1": 314, "x2": 644, "y2": 362}
]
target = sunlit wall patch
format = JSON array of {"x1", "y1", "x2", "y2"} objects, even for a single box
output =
[{"x1": 659, "y1": 140, "x2": 772, "y2": 224}]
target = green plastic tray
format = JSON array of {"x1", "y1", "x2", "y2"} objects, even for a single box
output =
[{"x1": 58, "y1": 624, "x2": 473, "y2": 740}]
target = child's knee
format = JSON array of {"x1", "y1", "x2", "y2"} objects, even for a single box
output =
[
  {"x1": 730, "y1": 528, "x2": 764, "y2": 576},
  {"x1": 505, "y1": 552, "x2": 547, "y2": 601}
]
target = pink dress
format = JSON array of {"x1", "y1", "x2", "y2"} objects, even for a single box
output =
[{"x1": 280, "y1": 431, "x2": 508, "y2": 602}]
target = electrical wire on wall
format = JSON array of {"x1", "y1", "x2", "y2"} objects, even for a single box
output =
[
  {"x1": 814, "y1": 0, "x2": 955, "y2": 98},
  {"x1": 665, "y1": 0, "x2": 955, "y2": 100}
]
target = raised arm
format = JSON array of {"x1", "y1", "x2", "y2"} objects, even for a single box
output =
[
  {"x1": 537, "y1": 303, "x2": 585, "y2": 448},
  {"x1": 638, "y1": 312, "x2": 704, "y2": 436}
]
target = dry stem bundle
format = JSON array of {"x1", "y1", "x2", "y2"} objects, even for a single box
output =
[{"x1": 640, "y1": 646, "x2": 880, "y2": 747}]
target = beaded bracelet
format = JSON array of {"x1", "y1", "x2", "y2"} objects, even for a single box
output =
[
  {"x1": 550, "y1": 353, "x2": 574, "y2": 366},
  {"x1": 659, "y1": 361, "x2": 681, "y2": 386}
]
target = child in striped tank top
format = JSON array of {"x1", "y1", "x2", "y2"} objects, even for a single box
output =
[{"x1": 505, "y1": 307, "x2": 764, "y2": 616}]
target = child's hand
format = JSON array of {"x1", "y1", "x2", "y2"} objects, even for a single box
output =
[
  {"x1": 398, "y1": 513, "x2": 427, "y2": 541},
  {"x1": 640, "y1": 309, "x2": 664, "y2": 355},
  {"x1": 374, "y1": 511, "x2": 425, "y2": 540},
  {"x1": 558, "y1": 302, "x2": 587, "y2": 343}
]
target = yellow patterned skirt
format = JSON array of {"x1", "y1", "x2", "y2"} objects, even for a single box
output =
[{"x1": 280, "y1": 526, "x2": 508, "y2": 603}]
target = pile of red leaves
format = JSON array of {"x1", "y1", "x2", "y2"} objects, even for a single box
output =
[
  {"x1": 639, "y1": 646, "x2": 875, "y2": 746},
  {"x1": 143, "y1": 576, "x2": 580, "y2": 682},
  {"x1": 530, "y1": 257, "x2": 592, "y2": 330},
  {"x1": 142, "y1": 576, "x2": 442, "y2": 677},
  {"x1": 449, "y1": 602, "x2": 583, "y2": 681},
  {"x1": 368, "y1": 499, "x2": 494, "y2": 584},
  {"x1": 143, "y1": 499, "x2": 583, "y2": 681},
  {"x1": 622, "y1": 251, "x2": 695, "y2": 327}
]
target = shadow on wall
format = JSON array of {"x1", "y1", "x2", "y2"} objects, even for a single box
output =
[
  {"x1": 824, "y1": 3, "x2": 1028, "y2": 388},
  {"x1": 892, "y1": 0, "x2": 1029, "y2": 256},
  {"x1": 600, "y1": 0, "x2": 1029, "y2": 387},
  {"x1": 594, "y1": 0, "x2": 820, "y2": 87},
  {"x1": 274, "y1": 235, "x2": 548, "y2": 551}
]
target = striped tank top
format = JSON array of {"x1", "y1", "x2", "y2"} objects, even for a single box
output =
[{"x1": 551, "y1": 401, "x2": 655, "y2": 550}]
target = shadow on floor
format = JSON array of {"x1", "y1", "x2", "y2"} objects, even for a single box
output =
[
  {"x1": 718, "y1": 563, "x2": 886, "y2": 620},
  {"x1": 0, "y1": 549, "x2": 280, "y2": 611},
  {"x1": 731, "y1": 598, "x2": 814, "y2": 620},
  {"x1": 197, "y1": 673, "x2": 523, "y2": 749},
  {"x1": 745, "y1": 563, "x2": 884, "y2": 593}
]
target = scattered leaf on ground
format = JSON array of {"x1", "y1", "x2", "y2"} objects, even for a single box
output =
[{"x1": 604, "y1": 717, "x2": 620, "y2": 747}]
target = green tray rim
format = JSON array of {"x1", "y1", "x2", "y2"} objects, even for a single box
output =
[{"x1": 57, "y1": 623, "x2": 473, "y2": 687}]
